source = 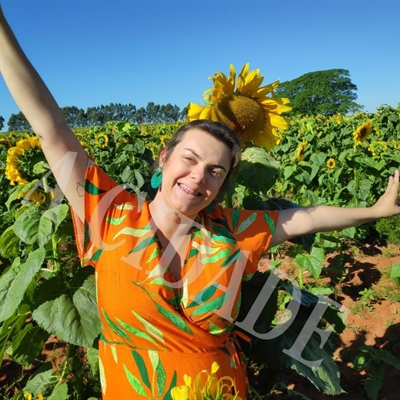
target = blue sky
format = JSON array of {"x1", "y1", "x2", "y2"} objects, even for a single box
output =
[{"x1": 0, "y1": 1, "x2": 399, "y2": 132}]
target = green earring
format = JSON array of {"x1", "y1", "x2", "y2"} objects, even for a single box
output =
[{"x1": 150, "y1": 167, "x2": 163, "y2": 189}]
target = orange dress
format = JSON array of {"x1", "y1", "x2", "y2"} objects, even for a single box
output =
[{"x1": 72, "y1": 160, "x2": 278, "y2": 399}]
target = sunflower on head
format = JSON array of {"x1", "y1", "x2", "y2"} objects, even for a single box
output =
[{"x1": 188, "y1": 63, "x2": 291, "y2": 151}]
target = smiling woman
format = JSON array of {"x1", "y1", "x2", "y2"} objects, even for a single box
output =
[
  {"x1": 1, "y1": 5, "x2": 400, "y2": 399},
  {"x1": 152, "y1": 122, "x2": 238, "y2": 220}
]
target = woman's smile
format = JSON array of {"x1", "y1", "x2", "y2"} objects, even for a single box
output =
[
  {"x1": 178, "y1": 183, "x2": 202, "y2": 197},
  {"x1": 153, "y1": 128, "x2": 231, "y2": 219}
]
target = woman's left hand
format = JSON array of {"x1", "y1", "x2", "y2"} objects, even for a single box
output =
[{"x1": 370, "y1": 170, "x2": 400, "y2": 218}]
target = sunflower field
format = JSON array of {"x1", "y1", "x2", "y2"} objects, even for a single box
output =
[{"x1": 0, "y1": 102, "x2": 399, "y2": 400}]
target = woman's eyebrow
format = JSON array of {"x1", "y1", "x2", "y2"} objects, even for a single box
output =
[{"x1": 184, "y1": 148, "x2": 227, "y2": 172}]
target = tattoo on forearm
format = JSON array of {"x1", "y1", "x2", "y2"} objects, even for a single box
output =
[{"x1": 76, "y1": 182, "x2": 84, "y2": 197}]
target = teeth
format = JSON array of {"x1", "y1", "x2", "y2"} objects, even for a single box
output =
[{"x1": 180, "y1": 184, "x2": 199, "y2": 196}]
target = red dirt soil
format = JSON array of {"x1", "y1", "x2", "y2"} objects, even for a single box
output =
[{"x1": 264, "y1": 243, "x2": 400, "y2": 400}]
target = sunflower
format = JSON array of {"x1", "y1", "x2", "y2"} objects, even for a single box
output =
[
  {"x1": 392, "y1": 140, "x2": 397, "y2": 149},
  {"x1": 94, "y1": 133, "x2": 109, "y2": 149},
  {"x1": 353, "y1": 120, "x2": 372, "y2": 146},
  {"x1": 79, "y1": 140, "x2": 95, "y2": 155},
  {"x1": 0, "y1": 137, "x2": 11, "y2": 148},
  {"x1": 24, "y1": 394, "x2": 44, "y2": 400},
  {"x1": 188, "y1": 63, "x2": 291, "y2": 151},
  {"x1": 160, "y1": 134, "x2": 172, "y2": 147},
  {"x1": 326, "y1": 158, "x2": 336, "y2": 169},
  {"x1": 368, "y1": 141, "x2": 388, "y2": 157},
  {"x1": 296, "y1": 141, "x2": 308, "y2": 161},
  {"x1": 145, "y1": 142, "x2": 160, "y2": 158},
  {"x1": 5, "y1": 136, "x2": 41, "y2": 186},
  {"x1": 170, "y1": 362, "x2": 242, "y2": 400},
  {"x1": 334, "y1": 114, "x2": 342, "y2": 124}
]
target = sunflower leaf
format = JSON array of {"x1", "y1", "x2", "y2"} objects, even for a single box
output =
[{"x1": 237, "y1": 147, "x2": 279, "y2": 193}]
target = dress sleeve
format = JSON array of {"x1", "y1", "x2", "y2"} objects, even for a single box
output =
[
  {"x1": 223, "y1": 208, "x2": 279, "y2": 279},
  {"x1": 70, "y1": 157, "x2": 137, "y2": 265}
]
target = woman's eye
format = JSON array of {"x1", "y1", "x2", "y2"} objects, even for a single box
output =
[{"x1": 211, "y1": 170, "x2": 222, "y2": 178}]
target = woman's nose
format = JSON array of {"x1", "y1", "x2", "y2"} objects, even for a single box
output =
[{"x1": 190, "y1": 166, "x2": 206, "y2": 183}]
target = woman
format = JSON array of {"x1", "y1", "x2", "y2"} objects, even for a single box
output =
[{"x1": 1, "y1": 6, "x2": 399, "y2": 399}]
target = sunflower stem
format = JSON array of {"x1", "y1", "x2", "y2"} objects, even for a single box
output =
[
  {"x1": 52, "y1": 236, "x2": 60, "y2": 272},
  {"x1": 298, "y1": 265, "x2": 304, "y2": 289}
]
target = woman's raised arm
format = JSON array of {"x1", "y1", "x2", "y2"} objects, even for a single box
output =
[
  {"x1": 269, "y1": 170, "x2": 400, "y2": 248},
  {"x1": 0, "y1": 6, "x2": 87, "y2": 220}
]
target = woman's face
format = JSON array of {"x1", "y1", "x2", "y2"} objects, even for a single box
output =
[{"x1": 155, "y1": 128, "x2": 231, "y2": 219}]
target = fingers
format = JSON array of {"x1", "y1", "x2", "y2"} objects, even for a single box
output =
[{"x1": 386, "y1": 170, "x2": 399, "y2": 193}]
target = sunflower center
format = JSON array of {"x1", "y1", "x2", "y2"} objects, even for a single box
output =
[
  {"x1": 216, "y1": 94, "x2": 265, "y2": 138},
  {"x1": 359, "y1": 127, "x2": 368, "y2": 139}
]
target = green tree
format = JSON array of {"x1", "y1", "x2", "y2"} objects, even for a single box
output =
[
  {"x1": 275, "y1": 69, "x2": 364, "y2": 116},
  {"x1": 8, "y1": 111, "x2": 31, "y2": 131},
  {"x1": 62, "y1": 106, "x2": 87, "y2": 128},
  {"x1": 0, "y1": 116, "x2": 4, "y2": 130},
  {"x1": 145, "y1": 102, "x2": 160, "y2": 122}
]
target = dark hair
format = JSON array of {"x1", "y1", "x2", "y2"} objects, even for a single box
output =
[{"x1": 157, "y1": 120, "x2": 241, "y2": 197}]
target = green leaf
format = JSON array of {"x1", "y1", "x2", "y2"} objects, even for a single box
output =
[
  {"x1": 156, "y1": 358, "x2": 166, "y2": 397},
  {"x1": 0, "y1": 227, "x2": 20, "y2": 259},
  {"x1": 341, "y1": 226, "x2": 356, "y2": 238},
  {"x1": 87, "y1": 347, "x2": 99, "y2": 376},
  {"x1": 257, "y1": 313, "x2": 345, "y2": 395},
  {"x1": 0, "y1": 248, "x2": 45, "y2": 322},
  {"x1": 132, "y1": 311, "x2": 164, "y2": 344},
  {"x1": 85, "y1": 180, "x2": 107, "y2": 195},
  {"x1": 123, "y1": 364, "x2": 148, "y2": 396},
  {"x1": 6, "y1": 180, "x2": 39, "y2": 210},
  {"x1": 24, "y1": 363, "x2": 53, "y2": 395},
  {"x1": 295, "y1": 246, "x2": 324, "y2": 279},
  {"x1": 390, "y1": 263, "x2": 400, "y2": 280},
  {"x1": 32, "y1": 276, "x2": 100, "y2": 347},
  {"x1": 357, "y1": 178, "x2": 373, "y2": 201},
  {"x1": 48, "y1": 383, "x2": 69, "y2": 400},
  {"x1": 9, "y1": 324, "x2": 49, "y2": 367},
  {"x1": 378, "y1": 349, "x2": 400, "y2": 369},
  {"x1": 163, "y1": 371, "x2": 177, "y2": 400},
  {"x1": 199, "y1": 248, "x2": 232, "y2": 264},
  {"x1": 132, "y1": 351, "x2": 151, "y2": 390},
  {"x1": 0, "y1": 307, "x2": 30, "y2": 362},
  {"x1": 121, "y1": 166, "x2": 134, "y2": 183},
  {"x1": 116, "y1": 318, "x2": 157, "y2": 345},
  {"x1": 237, "y1": 147, "x2": 279, "y2": 193},
  {"x1": 364, "y1": 379, "x2": 381, "y2": 400},
  {"x1": 113, "y1": 227, "x2": 151, "y2": 239},
  {"x1": 32, "y1": 160, "x2": 50, "y2": 174},
  {"x1": 106, "y1": 214, "x2": 128, "y2": 225},
  {"x1": 134, "y1": 169, "x2": 145, "y2": 189},
  {"x1": 154, "y1": 303, "x2": 193, "y2": 334},
  {"x1": 236, "y1": 212, "x2": 256, "y2": 234},
  {"x1": 38, "y1": 204, "x2": 69, "y2": 246},
  {"x1": 190, "y1": 293, "x2": 227, "y2": 316},
  {"x1": 310, "y1": 152, "x2": 327, "y2": 167},
  {"x1": 12, "y1": 205, "x2": 41, "y2": 244},
  {"x1": 102, "y1": 310, "x2": 131, "y2": 343},
  {"x1": 129, "y1": 236, "x2": 157, "y2": 253}
]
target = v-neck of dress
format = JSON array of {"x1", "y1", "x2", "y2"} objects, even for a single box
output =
[{"x1": 147, "y1": 203, "x2": 204, "y2": 285}]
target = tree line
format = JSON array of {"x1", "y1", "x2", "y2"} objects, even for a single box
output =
[
  {"x1": 1, "y1": 102, "x2": 189, "y2": 131},
  {"x1": 0, "y1": 69, "x2": 364, "y2": 131}
]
